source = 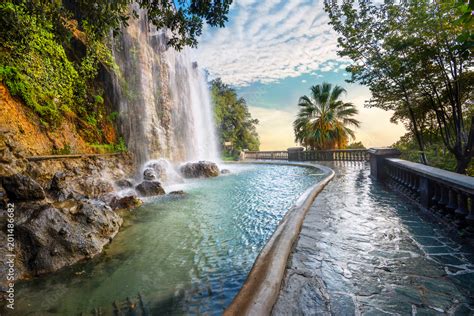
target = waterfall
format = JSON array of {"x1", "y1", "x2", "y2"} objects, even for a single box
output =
[{"x1": 110, "y1": 6, "x2": 219, "y2": 167}]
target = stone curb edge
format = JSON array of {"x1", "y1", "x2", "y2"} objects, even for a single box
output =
[{"x1": 222, "y1": 160, "x2": 335, "y2": 316}]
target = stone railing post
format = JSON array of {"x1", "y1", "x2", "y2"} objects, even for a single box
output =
[
  {"x1": 239, "y1": 150, "x2": 246, "y2": 161},
  {"x1": 287, "y1": 147, "x2": 304, "y2": 161},
  {"x1": 368, "y1": 148, "x2": 401, "y2": 181}
]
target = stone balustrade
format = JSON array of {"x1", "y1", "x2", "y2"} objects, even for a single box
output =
[
  {"x1": 384, "y1": 158, "x2": 474, "y2": 223},
  {"x1": 243, "y1": 151, "x2": 288, "y2": 160},
  {"x1": 368, "y1": 147, "x2": 474, "y2": 225},
  {"x1": 292, "y1": 149, "x2": 369, "y2": 161},
  {"x1": 243, "y1": 148, "x2": 368, "y2": 161}
]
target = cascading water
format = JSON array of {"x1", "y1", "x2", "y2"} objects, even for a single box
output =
[{"x1": 110, "y1": 5, "x2": 219, "y2": 169}]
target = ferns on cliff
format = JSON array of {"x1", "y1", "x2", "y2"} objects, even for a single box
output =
[{"x1": 0, "y1": 1, "x2": 117, "y2": 146}]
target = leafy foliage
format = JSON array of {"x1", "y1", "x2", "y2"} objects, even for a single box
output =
[
  {"x1": 325, "y1": 0, "x2": 473, "y2": 173},
  {"x1": 393, "y1": 133, "x2": 473, "y2": 177},
  {"x1": 0, "y1": 0, "x2": 232, "y2": 152},
  {"x1": 0, "y1": 1, "x2": 114, "y2": 139},
  {"x1": 294, "y1": 83, "x2": 360, "y2": 150},
  {"x1": 59, "y1": 0, "x2": 232, "y2": 50},
  {"x1": 211, "y1": 79, "x2": 260, "y2": 154},
  {"x1": 90, "y1": 137, "x2": 128, "y2": 154},
  {"x1": 347, "y1": 141, "x2": 366, "y2": 149}
]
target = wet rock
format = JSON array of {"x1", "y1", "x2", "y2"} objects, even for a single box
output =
[
  {"x1": 115, "y1": 178, "x2": 133, "y2": 188},
  {"x1": 48, "y1": 171, "x2": 69, "y2": 201},
  {"x1": 143, "y1": 168, "x2": 157, "y2": 181},
  {"x1": 75, "y1": 177, "x2": 114, "y2": 198},
  {"x1": 0, "y1": 184, "x2": 7, "y2": 209},
  {"x1": 110, "y1": 195, "x2": 143, "y2": 210},
  {"x1": 15, "y1": 199, "x2": 122, "y2": 276},
  {"x1": 180, "y1": 161, "x2": 220, "y2": 178},
  {"x1": 169, "y1": 190, "x2": 186, "y2": 196},
  {"x1": 50, "y1": 172, "x2": 66, "y2": 190},
  {"x1": 135, "y1": 181, "x2": 165, "y2": 197},
  {"x1": 1, "y1": 173, "x2": 45, "y2": 201},
  {"x1": 221, "y1": 169, "x2": 231, "y2": 174},
  {"x1": 144, "y1": 161, "x2": 167, "y2": 181}
]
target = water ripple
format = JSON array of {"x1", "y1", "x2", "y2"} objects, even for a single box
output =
[{"x1": 13, "y1": 164, "x2": 322, "y2": 315}]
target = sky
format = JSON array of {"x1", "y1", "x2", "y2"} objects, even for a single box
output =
[{"x1": 194, "y1": 0, "x2": 406, "y2": 150}]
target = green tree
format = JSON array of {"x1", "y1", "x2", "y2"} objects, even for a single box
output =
[
  {"x1": 293, "y1": 83, "x2": 360, "y2": 150},
  {"x1": 347, "y1": 141, "x2": 366, "y2": 149},
  {"x1": 325, "y1": 0, "x2": 473, "y2": 173},
  {"x1": 211, "y1": 79, "x2": 260, "y2": 154},
  {"x1": 17, "y1": 0, "x2": 233, "y2": 49}
]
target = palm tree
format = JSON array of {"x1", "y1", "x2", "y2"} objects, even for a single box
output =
[{"x1": 294, "y1": 83, "x2": 360, "y2": 150}]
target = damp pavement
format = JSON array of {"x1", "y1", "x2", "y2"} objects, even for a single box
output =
[{"x1": 273, "y1": 162, "x2": 474, "y2": 315}]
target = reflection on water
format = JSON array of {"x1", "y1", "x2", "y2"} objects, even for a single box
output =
[{"x1": 13, "y1": 164, "x2": 322, "y2": 315}]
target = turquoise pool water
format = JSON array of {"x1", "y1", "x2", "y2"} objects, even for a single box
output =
[{"x1": 13, "y1": 164, "x2": 322, "y2": 315}]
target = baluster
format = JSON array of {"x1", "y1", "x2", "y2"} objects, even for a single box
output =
[
  {"x1": 402, "y1": 171, "x2": 410, "y2": 193},
  {"x1": 438, "y1": 185, "x2": 450, "y2": 215},
  {"x1": 455, "y1": 192, "x2": 468, "y2": 219},
  {"x1": 410, "y1": 174, "x2": 418, "y2": 198},
  {"x1": 414, "y1": 175, "x2": 421, "y2": 201},
  {"x1": 431, "y1": 183, "x2": 441, "y2": 210},
  {"x1": 388, "y1": 166, "x2": 395, "y2": 185},
  {"x1": 406, "y1": 172, "x2": 413, "y2": 194},
  {"x1": 398, "y1": 169, "x2": 405, "y2": 190},
  {"x1": 400, "y1": 170, "x2": 407, "y2": 191},
  {"x1": 394, "y1": 168, "x2": 401, "y2": 187},
  {"x1": 465, "y1": 196, "x2": 474, "y2": 224},
  {"x1": 446, "y1": 189, "x2": 458, "y2": 214}
]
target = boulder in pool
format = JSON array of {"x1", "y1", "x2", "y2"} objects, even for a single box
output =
[
  {"x1": 180, "y1": 161, "x2": 220, "y2": 178},
  {"x1": 115, "y1": 178, "x2": 134, "y2": 188},
  {"x1": 135, "y1": 181, "x2": 165, "y2": 197},
  {"x1": 168, "y1": 190, "x2": 186, "y2": 196},
  {"x1": 14, "y1": 199, "x2": 122, "y2": 276},
  {"x1": 221, "y1": 169, "x2": 231, "y2": 174},
  {"x1": 110, "y1": 195, "x2": 143, "y2": 210},
  {"x1": 143, "y1": 168, "x2": 158, "y2": 181}
]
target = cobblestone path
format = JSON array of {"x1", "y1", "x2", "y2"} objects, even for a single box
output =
[{"x1": 273, "y1": 162, "x2": 474, "y2": 315}]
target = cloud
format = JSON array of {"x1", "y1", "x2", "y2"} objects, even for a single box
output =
[{"x1": 194, "y1": 0, "x2": 347, "y2": 86}]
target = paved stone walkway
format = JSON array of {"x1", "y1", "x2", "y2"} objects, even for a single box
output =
[{"x1": 273, "y1": 162, "x2": 474, "y2": 315}]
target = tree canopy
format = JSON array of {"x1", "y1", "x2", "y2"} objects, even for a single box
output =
[
  {"x1": 293, "y1": 83, "x2": 360, "y2": 150},
  {"x1": 325, "y1": 0, "x2": 473, "y2": 174},
  {"x1": 17, "y1": 0, "x2": 233, "y2": 49},
  {"x1": 211, "y1": 79, "x2": 260, "y2": 154}
]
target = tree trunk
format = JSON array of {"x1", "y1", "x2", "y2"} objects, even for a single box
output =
[
  {"x1": 407, "y1": 105, "x2": 428, "y2": 165},
  {"x1": 455, "y1": 156, "x2": 471, "y2": 174}
]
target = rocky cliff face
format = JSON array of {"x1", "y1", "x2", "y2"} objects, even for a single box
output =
[
  {"x1": 0, "y1": 129, "x2": 138, "y2": 296},
  {"x1": 0, "y1": 84, "x2": 97, "y2": 156}
]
